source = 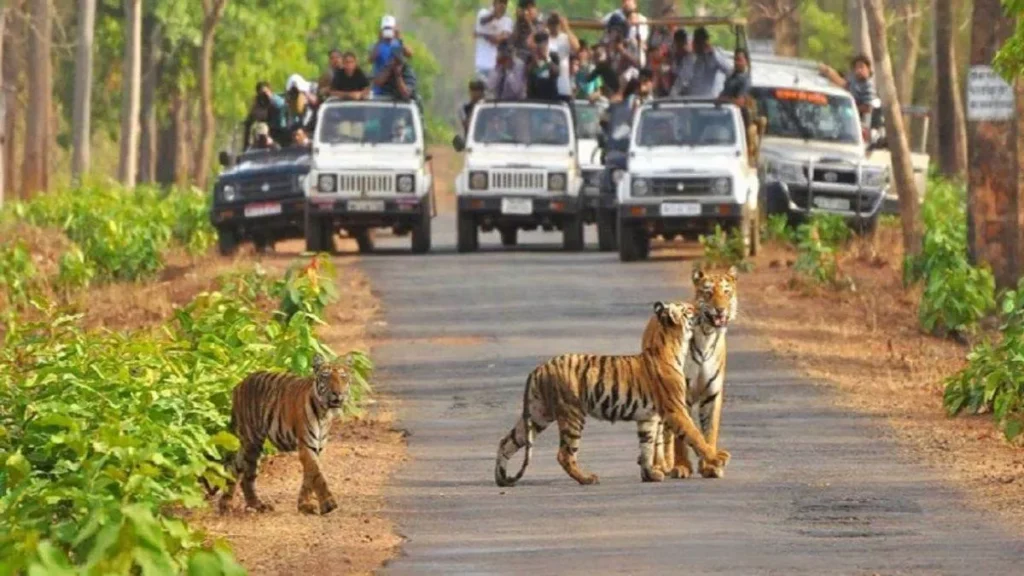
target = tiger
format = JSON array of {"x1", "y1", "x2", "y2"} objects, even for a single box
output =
[
  {"x1": 213, "y1": 353, "x2": 352, "y2": 515},
  {"x1": 648, "y1": 265, "x2": 738, "y2": 480},
  {"x1": 494, "y1": 301, "x2": 731, "y2": 487}
]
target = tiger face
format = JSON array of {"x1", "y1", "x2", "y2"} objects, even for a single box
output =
[
  {"x1": 312, "y1": 353, "x2": 352, "y2": 410},
  {"x1": 692, "y1": 266, "x2": 738, "y2": 328},
  {"x1": 652, "y1": 300, "x2": 698, "y2": 333}
]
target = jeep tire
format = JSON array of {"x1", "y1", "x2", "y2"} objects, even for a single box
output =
[
  {"x1": 618, "y1": 218, "x2": 649, "y2": 262},
  {"x1": 305, "y1": 214, "x2": 334, "y2": 254},
  {"x1": 353, "y1": 229, "x2": 374, "y2": 254},
  {"x1": 596, "y1": 209, "x2": 617, "y2": 252},
  {"x1": 562, "y1": 215, "x2": 585, "y2": 251},
  {"x1": 499, "y1": 226, "x2": 518, "y2": 247},
  {"x1": 217, "y1": 228, "x2": 239, "y2": 257},
  {"x1": 411, "y1": 198, "x2": 432, "y2": 254},
  {"x1": 457, "y1": 210, "x2": 478, "y2": 253}
]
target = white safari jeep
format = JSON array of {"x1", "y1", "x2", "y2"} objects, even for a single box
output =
[
  {"x1": 452, "y1": 100, "x2": 583, "y2": 252},
  {"x1": 617, "y1": 99, "x2": 760, "y2": 262},
  {"x1": 306, "y1": 97, "x2": 435, "y2": 254}
]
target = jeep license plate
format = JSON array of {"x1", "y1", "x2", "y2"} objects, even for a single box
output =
[
  {"x1": 243, "y1": 202, "x2": 282, "y2": 218},
  {"x1": 813, "y1": 197, "x2": 851, "y2": 211},
  {"x1": 501, "y1": 197, "x2": 533, "y2": 215},
  {"x1": 660, "y1": 202, "x2": 700, "y2": 217},
  {"x1": 348, "y1": 200, "x2": 385, "y2": 212}
]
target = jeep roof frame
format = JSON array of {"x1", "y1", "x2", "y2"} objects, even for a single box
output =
[{"x1": 566, "y1": 15, "x2": 749, "y2": 53}]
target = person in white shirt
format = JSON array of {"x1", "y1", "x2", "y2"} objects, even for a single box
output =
[
  {"x1": 474, "y1": 0, "x2": 514, "y2": 80},
  {"x1": 544, "y1": 11, "x2": 579, "y2": 99},
  {"x1": 601, "y1": 0, "x2": 649, "y2": 66}
]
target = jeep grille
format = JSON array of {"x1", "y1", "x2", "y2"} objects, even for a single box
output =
[
  {"x1": 649, "y1": 177, "x2": 714, "y2": 197},
  {"x1": 811, "y1": 168, "x2": 857, "y2": 185},
  {"x1": 236, "y1": 176, "x2": 295, "y2": 200},
  {"x1": 490, "y1": 170, "x2": 546, "y2": 192},
  {"x1": 336, "y1": 172, "x2": 395, "y2": 194}
]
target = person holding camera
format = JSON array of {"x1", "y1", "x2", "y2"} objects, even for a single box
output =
[
  {"x1": 374, "y1": 52, "x2": 418, "y2": 101},
  {"x1": 248, "y1": 122, "x2": 281, "y2": 151},
  {"x1": 243, "y1": 81, "x2": 288, "y2": 150},
  {"x1": 370, "y1": 15, "x2": 414, "y2": 97},
  {"x1": 487, "y1": 40, "x2": 527, "y2": 101},
  {"x1": 526, "y1": 31, "x2": 561, "y2": 102}
]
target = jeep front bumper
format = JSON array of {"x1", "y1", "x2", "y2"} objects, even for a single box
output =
[
  {"x1": 458, "y1": 195, "x2": 582, "y2": 225},
  {"x1": 210, "y1": 196, "x2": 306, "y2": 237},
  {"x1": 618, "y1": 200, "x2": 747, "y2": 235},
  {"x1": 306, "y1": 195, "x2": 429, "y2": 227}
]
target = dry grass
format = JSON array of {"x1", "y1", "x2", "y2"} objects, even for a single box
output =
[{"x1": 731, "y1": 223, "x2": 1024, "y2": 534}]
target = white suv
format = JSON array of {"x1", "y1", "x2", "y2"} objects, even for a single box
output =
[
  {"x1": 306, "y1": 97, "x2": 435, "y2": 254},
  {"x1": 617, "y1": 99, "x2": 760, "y2": 262},
  {"x1": 452, "y1": 100, "x2": 583, "y2": 252}
]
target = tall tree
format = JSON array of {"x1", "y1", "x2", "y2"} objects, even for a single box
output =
[
  {"x1": 193, "y1": 0, "x2": 228, "y2": 190},
  {"x1": 118, "y1": 0, "x2": 142, "y2": 187},
  {"x1": 749, "y1": 0, "x2": 802, "y2": 56},
  {"x1": 934, "y1": 0, "x2": 968, "y2": 176},
  {"x1": 22, "y1": 0, "x2": 51, "y2": 197},
  {"x1": 2, "y1": 1, "x2": 21, "y2": 200},
  {"x1": 139, "y1": 16, "x2": 162, "y2": 184},
  {"x1": 894, "y1": 0, "x2": 924, "y2": 105},
  {"x1": 864, "y1": 0, "x2": 920, "y2": 257},
  {"x1": 71, "y1": 0, "x2": 96, "y2": 180},
  {"x1": 846, "y1": 0, "x2": 873, "y2": 61},
  {"x1": 0, "y1": 6, "x2": 7, "y2": 209}
]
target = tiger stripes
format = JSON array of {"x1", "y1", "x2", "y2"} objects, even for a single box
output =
[
  {"x1": 649, "y1": 266, "x2": 738, "y2": 480},
  {"x1": 215, "y1": 353, "x2": 352, "y2": 515},
  {"x1": 495, "y1": 301, "x2": 731, "y2": 487}
]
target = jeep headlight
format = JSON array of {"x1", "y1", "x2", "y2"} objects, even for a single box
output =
[
  {"x1": 713, "y1": 177, "x2": 731, "y2": 195},
  {"x1": 548, "y1": 172, "x2": 567, "y2": 192},
  {"x1": 396, "y1": 174, "x2": 415, "y2": 193},
  {"x1": 222, "y1": 184, "x2": 237, "y2": 202},
  {"x1": 469, "y1": 171, "x2": 488, "y2": 190},
  {"x1": 317, "y1": 174, "x2": 337, "y2": 193},
  {"x1": 764, "y1": 160, "x2": 806, "y2": 184},
  {"x1": 631, "y1": 177, "x2": 649, "y2": 197},
  {"x1": 861, "y1": 167, "x2": 888, "y2": 188}
]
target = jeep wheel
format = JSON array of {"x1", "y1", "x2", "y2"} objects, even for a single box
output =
[
  {"x1": 597, "y1": 209, "x2": 617, "y2": 252},
  {"x1": 618, "y1": 219, "x2": 648, "y2": 262},
  {"x1": 217, "y1": 228, "x2": 239, "y2": 257},
  {"x1": 499, "y1": 227, "x2": 518, "y2": 247},
  {"x1": 562, "y1": 216, "x2": 585, "y2": 251},
  {"x1": 253, "y1": 236, "x2": 273, "y2": 254},
  {"x1": 457, "y1": 210, "x2": 478, "y2": 253},
  {"x1": 305, "y1": 214, "x2": 334, "y2": 254},
  {"x1": 411, "y1": 199, "x2": 432, "y2": 254},
  {"x1": 353, "y1": 229, "x2": 374, "y2": 254}
]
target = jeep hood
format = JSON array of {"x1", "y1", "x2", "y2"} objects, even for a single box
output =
[
  {"x1": 312, "y1": 146, "x2": 422, "y2": 171},
  {"x1": 760, "y1": 137, "x2": 865, "y2": 164},
  {"x1": 220, "y1": 152, "x2": 311, "y2": 180},
  {"x1": 464, "y1": 146, "x2": 576, "y2": 170},
  {"x1": 630, "y1": 148, "x2": 743, "y2": 175},
  {"x1": 579, "y1": 139, "x2": 601, "y2": 169}
]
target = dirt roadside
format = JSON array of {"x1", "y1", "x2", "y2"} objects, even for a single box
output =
[{"x1": 707, "y1": 225, "x2": 1024, "y2": 534}]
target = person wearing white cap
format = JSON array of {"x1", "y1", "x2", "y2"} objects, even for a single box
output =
[
  {"x1": 370, "y1": 14, "x2": 413, "y2": 97},
  {"x1": 285, "y1": 73, "x2": 319, "y2": 134}
]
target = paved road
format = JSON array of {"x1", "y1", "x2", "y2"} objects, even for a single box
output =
[{"x1": 359, "y1": 215, "x2": 1024, "y2": 575}]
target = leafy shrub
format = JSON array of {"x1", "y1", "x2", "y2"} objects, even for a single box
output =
[
  {"x1": 0, "y1": 241, "x2": 38, "y2": 306},
  {"x1": 0, "y1": 255, "x2": 371, "y2": 574},
  {"x1": 699, "y1": 225, "x2": 751, "y2": 271},
  {"x1": 791, "y1": 214, "x2": 854, "y2": 290},
  {"x1": 764, "y1": 214, "x2": 793, "y2": 244},
  {"x1": 806, "y1": 212, "x2": 851, "y2": 248},
  {"x1": 905, "y1": 178, "x2": 995, "y2": 336},
  {"x1": 944, "y1": 279, "x2": 1024, "y2": 441}
]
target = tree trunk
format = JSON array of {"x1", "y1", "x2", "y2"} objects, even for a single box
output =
[
  {"x1": 864, "y1": 0, "x2": 920, "y2": 257},
  {"x1": 71, "y1": 0, "x2": 96, "y2": 181},
  {"x1": 894, "y1": 0, "x2": 924, "y2": 105},
  {"x1": 774, "y1": 2, "x2": 800, "y2": 57},
  {"x1": 172, "y1": 88, "x2": 189, "y2": 187},
  {"x1": 847, "y1": 0, "x2": 874, "y2": 62},
  {"x1": 22, "y1": 0, "x2": 51, "y2": 198},
  {"x1": 0, "y1": 8, "x2": 7, "y2": 210},
  {"x1": 139, "y1": 17, "x2": 162, "y2": 185},
  {"x1": 934, "y1": 0, "x2": 968, "y2": 177},
  {"x1": 193, "y1": 0, "x2": 228, "y2": 190},
  {"x1": 117, "y1": 0, "x2": 141, "y2": 187},
  {"x1": 2, "y1": 2, "x2": 20, "y2": 200}
]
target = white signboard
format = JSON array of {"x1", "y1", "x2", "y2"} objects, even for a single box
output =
[{"x1": 967, "y1": 65, "x2": 1015, "y2": 122}]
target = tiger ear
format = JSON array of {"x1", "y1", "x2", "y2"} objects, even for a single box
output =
[
  {"x1": 312, "y1": 353, "x2": 326, "y2": 371},
  {"x1": 652, "y1": 301, "x2": 666, "y2": 315}
]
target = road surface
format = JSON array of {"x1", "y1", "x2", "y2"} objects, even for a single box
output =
[{"x1": 359, "y1": 215, "x2": 1024, "y2": 575}]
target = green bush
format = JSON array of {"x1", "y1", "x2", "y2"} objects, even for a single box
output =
[
  {"x1": 905, "y1": 178, "x2": 995, "y2": 336},
  {"x1": 791, "y1": 214, "x2": 853, "y2": 289},
  {"x1": 0, "y1": 255, "x2": 372, "y2": 574},
  {"x1": 699, "y1": 225, "x2": 751, "y2": 271},
  {"x1": 944, "y1": 279, "x2": 1024, "y2": 441},
  {"x1": 763, "y1": 213, "x2": 793, "y2": 244}
]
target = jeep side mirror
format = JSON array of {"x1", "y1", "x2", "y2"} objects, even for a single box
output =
[
  {"x1": 218, "y1": 151, "x2": 234, "y2": 168},
  {"x1": 452, "y1": 135, "x2": 466, "y2": 152}
]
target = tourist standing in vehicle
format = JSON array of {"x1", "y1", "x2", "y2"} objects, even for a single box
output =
[
  {"x1": 511, "y1": 0, "x2": 543, "y2": 62},
  {"x1": 329, "y1": 51, "x2": 371, "y2": 100},
  {"x1": 687, "y1": 26, "x2": 733, "y2": 97},
  {"x1": 318, "y1": 49, "x2": 345, "y2": 101},
  {"x1": 474, "y1": 0, "x2": 514, "y2": 81},
  {"x1": 488, "y1": 40, "x2": 527, "y2": 101},
  {"x1": 374, "y1": 52, "x2": 417, "y2": 101},
  {"x1": 526, "y1": 31, "x2": 561, "y2": 102},
  {"x1": 243, "y1": 82, "x2": 288, "y2": 150},
  {"x1": 601, "y1": 0, "x2": 648, "y2": 66},
  {"x1": 285, "y1": 74, "x2": 318, "y2": 134},
  {"x1": 248, "y1": 122, "x2": 281, "y2": 151},
  {"x1": 544, "y1": 12, "x2": 579, "y2": 100},
  {"x1": 718, "y1": 49, "x2": 758, "y2": 160},
  {"x1": 818, "y1": 54, "x2": 877, "y2": 127},
  {"x1": 668, "y1": 28, "x2": 696, "y2": 96},
  {"x1": 370, "y1": 15, "x2": 413, "y2": 97},
  {"x1": 573, "y1": 41, "x2": 602, "y2": 100},
  {"x1": 459, "y1": 79, "x2": 487, "y2": 136}
]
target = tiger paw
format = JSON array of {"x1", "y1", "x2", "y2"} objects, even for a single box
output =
[
  {"x1": 699, "y1": 461, "x2": 725, "y2": 478},
  {"x1": 640, "y1": 467, "x2": 665, "y2": 483},
  {"x1": 668, "y1": 465, "x2": 693, "y2": 479},
  {"x1": 298, "y1": 501, "x2": 318, "y2": 515},
  {"x1": 217, "y1": 496, "x2": 234, "y2": 514},
  {"x1": 245, "y1": 499, "x2": 274, "y2": 513},
  {"x1": 703, "y1": 449, "x2": 731, "y2": 468},
  {"x1": 319, "y1": 496, "x2": 339, "y2": 515},
  {"x1": 577, "y1": 473, "x2": 600, "y2": 486}
]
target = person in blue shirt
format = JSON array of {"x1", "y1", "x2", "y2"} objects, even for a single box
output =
[
  {"x1": 370, "y1": 15, "x2": 414, "y2": 97},
  {"x1": 374, "y1": 52, "x2": 418, "y2": 102},
  {"x1": 243, "y1": 81, "x2": 288, "y2": 149}
]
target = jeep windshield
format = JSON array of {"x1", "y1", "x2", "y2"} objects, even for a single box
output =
[
  {"x1": 634, "y1": 106, "x2": 736, "y2": 147},
  {"x1": 752, "y1": 87, "x2": 861, "y2": 145},
  {"x1": 472, "y1": 105, "x2": 571, "y2": 146},
  {"x1": 575, "y1": 102, "x2": 602, "y2": 139},
  {"x1": 317, "y1": 104, "x2": 417, "y2": 145}
]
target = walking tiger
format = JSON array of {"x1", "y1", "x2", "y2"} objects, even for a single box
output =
[{"x1": 495, "y1": 301, "x2": 731, "y2": 487}]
